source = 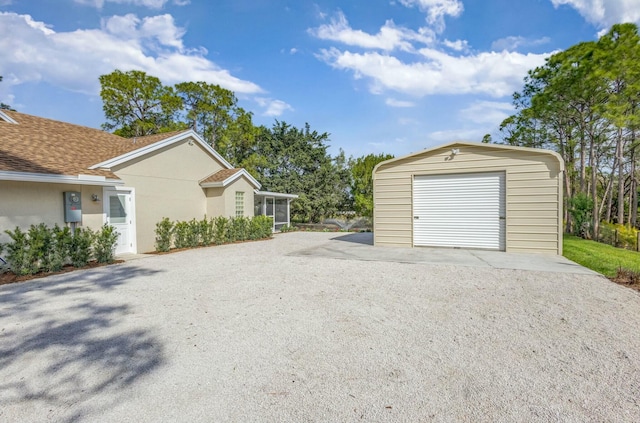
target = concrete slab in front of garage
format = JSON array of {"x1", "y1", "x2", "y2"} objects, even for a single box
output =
[{"x1": 290, "y1": 232, "x2": 598, "y2": 275}]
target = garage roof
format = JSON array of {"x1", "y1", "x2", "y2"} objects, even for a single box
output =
[{"x1": 374, "y1": 141, "x2": 565, "y2": 173}]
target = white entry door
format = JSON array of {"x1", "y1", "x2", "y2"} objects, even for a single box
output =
[
  {"x1": 413, "y1": 172, "x2": 506, "y2": 250},
  {"x1": 104, "y1": 188, "x2": 136, "y2": 254}
]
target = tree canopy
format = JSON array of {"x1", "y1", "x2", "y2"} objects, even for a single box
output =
[
  {"x1": 0, "y1": 76, "x2": 15, "y2": 111},
  {"x1": 98, "y1": 69, "x2": 392, "y2": 223},
  {"x1": 254, "y1": 121, "x2": 350, "y2": 222},
  {"x1": 349, "y1": 153, "x2": 394, "y2": 217},
  {"x1": 499, "y1": 23, "x2": 640, "y2": 236}
]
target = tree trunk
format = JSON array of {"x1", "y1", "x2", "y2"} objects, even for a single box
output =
[
  {"x1": 604, "y1": 157, "x2": 618, "y2": 223},
  {"x1": 580, "y1": 131, "x2": 586, "y2": 194},
  {"x1": 630, "y1": 142, "x2": 638, "y2": 227},
  {"x1": 590, "y1": 133, "x2": 599, "y2": 239},
  {"x1": 564, "y1": 166, "x2": 572, "y2": 233},
  {"x1": 617, "y1": 127, "x2": 625, "y2": 224}
]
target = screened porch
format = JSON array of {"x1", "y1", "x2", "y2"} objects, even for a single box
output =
[{"x1": 254, "y1": 191, "x2": 298, "y2": 232}]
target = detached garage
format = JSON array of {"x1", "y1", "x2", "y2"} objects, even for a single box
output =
[{"x1": 373, "y1": 142, "x2": 564, "y2": 255}]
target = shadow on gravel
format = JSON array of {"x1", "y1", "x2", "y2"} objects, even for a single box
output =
[
  {"x1": 0, "y1": 265, "x2": 165, "y2": 423},
  {"x1": 331, "y1": 232, "x2": 373, "y2": 245}
]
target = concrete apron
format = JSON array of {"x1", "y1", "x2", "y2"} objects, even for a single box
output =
[{"x1": 290, "y1": 232, "x2": 599, "y2": 275}]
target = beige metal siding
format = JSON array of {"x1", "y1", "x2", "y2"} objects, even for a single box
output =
[
  {"x1": 374, "y1": 144, "x2": 563, "y2": 254},
  {"x1": 0, "y1": 181, "x2": 105, "y2": 244},
  {"x1": 114, "y1": 140, "x2": 224, "y2": 253}
]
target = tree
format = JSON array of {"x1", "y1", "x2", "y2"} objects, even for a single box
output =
[
  {"x1": 175, "y1": 81, "x2": 238, "y2": 146},
  {"x1": 498, "y1": 23, "x2": 640, "y2": 236},
  {"x1": 255, "y1": 121, "x2": 350, "y2": 222},
  {"x1": 100, "y1": 70, "x2": 184, "y2": 137},
  {"x1": 174, "y1": 81, "x2": 262, "y2": 172},
  {"x1": 99, "y1": 71, "x2": 261, "y2": 172},
  {"x1": 0, "y1": 76, "x2": 15, "y2": 111},
  {"x1": 349, "y1": 153, "x2": 394, "y2": 217}
]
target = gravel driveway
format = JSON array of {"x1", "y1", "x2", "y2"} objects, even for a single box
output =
[{"x1": 1, "y1": 232, "x2": 639, "y2": 422}]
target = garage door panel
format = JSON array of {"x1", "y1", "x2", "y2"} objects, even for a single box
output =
[{"x1": 413, "y1": 172, "x2": 505, "y2": 250}]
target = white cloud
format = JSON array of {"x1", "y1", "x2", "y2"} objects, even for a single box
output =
[
  {"x1": 289, "y1": 47, "x2": 298, "y2": 54},
  {"x1": 309, "y1": 11, "x2": 435, "y2": 52},
  {"x1": 398, "y1": 0, "x2": 464, "y2": 32},
  {"x1": 317, "y1": 47, "x2": 549, "y2": 98},
  {"x1": 386, "y1": 98, "x2": 416, "y2": 107},
  {"x1": 0, "y1": 12, "x2": 262, "y2": 95},
  {"x1": 550, "y1": 0, "x2": 640, "y2": 27},
  {"x1": 442, "y1": 39, "x2": 468, "y2": 51},
  {"x1": 459, "y1": 100, "x2": 513, "y2": 125},
  {"x1": 491, "y1": 35, "x2": 551, "y2": 52},
  {"x1": 74, "y1": 0, "x2": 187, "y2": 9},
  {"x1": 255, "y1": 98, "x2": 293, "y2": 116}
]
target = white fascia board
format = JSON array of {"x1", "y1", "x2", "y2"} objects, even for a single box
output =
[
  {"x1": 254, "y1": 190, "x2": 299, "y2": 199},
  {"x1": 89, "y1": 130, "x2": 234, "y2": 171},
  {"x1": 0, "y1": 110, "x2": 17, "y2": 124},
  {"x1": 200, "y1": 169, "x2": 261, "y2": 189},
  {"x1": 0, "y1": 170, "x2": 124, "y2": 186}
]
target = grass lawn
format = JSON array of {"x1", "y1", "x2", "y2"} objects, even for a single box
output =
[{"x1": 563, "y1": 234, "x2": 640, "y2": 278}]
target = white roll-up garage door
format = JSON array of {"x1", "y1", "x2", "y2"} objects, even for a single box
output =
[{"x1": 413, "y1": 172, "x2": 505, "y2": 250}]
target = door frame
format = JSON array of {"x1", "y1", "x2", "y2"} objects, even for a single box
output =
[{"x1": 103, "y1": 186, "x2": 137, "y2": 254}]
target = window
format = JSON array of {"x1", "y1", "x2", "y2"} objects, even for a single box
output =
[{"x1": 235, "y1": 191, "x2": 244, "y2": 217}]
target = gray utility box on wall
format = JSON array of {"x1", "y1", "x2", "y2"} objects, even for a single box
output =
[{"x1": 63, "y1": 191, "x2": 82, "y2": 223}]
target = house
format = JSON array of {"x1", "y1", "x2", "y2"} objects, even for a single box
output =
[
  {"x1": 373, "y1": 142, "x2": 564, "y2": 254},
  {"x1": 0, "y1": 110, "x2": 297, "y2": 254}
]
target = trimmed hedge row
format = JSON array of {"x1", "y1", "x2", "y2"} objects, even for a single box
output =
[
  {"x1": 0, "y1": 223, "x2": 119, "y2": 275},
  {"x1": 154, "y1": 215, "x2": 273, "y2": 252}
]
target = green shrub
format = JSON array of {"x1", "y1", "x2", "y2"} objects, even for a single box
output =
[
  {"x1": 4, "y1": 227, "x2": 30, "y2": 275},
  {"x1": 187, "y1": 218, "x2": 201, "y2": 248},
  {"x1": 173, "y1": 221, "x2": 190, "y2": 249},
  {"x1": 94, "y1": 224, "x2": 119, "y2": 263},
  {"x1": 229, "y1": 216, "x2": 249, "y2": 242},
  {"x1": 252, "y1": 215, "x2": 273, "y2": 239},
  {"x1": 151, "y1": 215, "x2": 272, "y2": 253},
  {"x1": 599, "y1": 222, "x2": 639, "y2": 250},
  {"x1": 69, "y1": 227, "x2": 94, "y2": 268},
  {"x1": 279, "y1": 223, "x2": 293, "y2": 233},
  {"x1": 49, "y1": 224, "x2": 72, "y2": 272},
  {"x1": 155, "y1": 217, "x2": 174, "y2": 252},
  {"x1": 569, "y1": 193, "x2": 593, "y2": 238},
  {"x1": 214, "y1": 217, "x2": 229, "y2": 245},
  {"x1": 26, "y1": 223, "x2": 52, "y2": 274}
]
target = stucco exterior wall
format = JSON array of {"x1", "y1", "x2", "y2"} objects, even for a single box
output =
[
  {"x1": 113, "y1": 140, "x2": 224, "y2": 253},
  {"x1": 0, "y1": 181, "x2": 105, "y2": 245},
  {"x1": 205, "y1": 177, "x2": 255, "y2": 218},
  {"x1": 373, "y1": 143, "x2": 564, "y2": 254}
]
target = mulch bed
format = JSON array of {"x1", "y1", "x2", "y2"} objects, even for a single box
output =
[
  {"x1": 610, "y1": 269, "x2": 640, "y2": 292},
  {"x1": 0, "y1": 260, "x2": 124, "y2": 287}
]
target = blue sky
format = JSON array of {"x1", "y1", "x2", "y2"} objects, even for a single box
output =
[{"x1": 1, "y1": 0, "x2": 639, "y2": 159}]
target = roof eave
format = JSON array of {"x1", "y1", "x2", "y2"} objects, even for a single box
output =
[
  {"x1": 0, "y1": 110, "x2": 18, "y2": 124},
  {"x1": 254, "y1": 190, "x2": 299, "y2": 199},
  {"x1": 199, "y1": 169, "x2": 261, "y2": 189},
  {"x1": 0, "y1": 170, "x2": 124, "y2": 186},
  {"x1": 373, "y1": 141, "x2": 566, "y2": 173},
  {"x1": 89, "y1": 130, "x2": 234, "y2": 171}
]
